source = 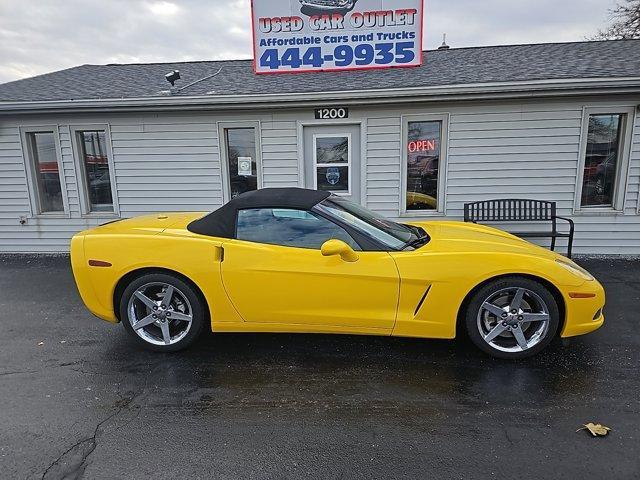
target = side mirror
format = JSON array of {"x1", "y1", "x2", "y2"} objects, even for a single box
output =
[{"x1": 321, "y1": 239, "x2": 359, "y2": 263}]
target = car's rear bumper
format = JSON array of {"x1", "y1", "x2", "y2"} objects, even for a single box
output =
[
  {"x1": 560, "y1": 280, "x2": 606, "y2": 337},
  {"x1": 70, "y1": 234, "x2": 118, "y2": 323}
]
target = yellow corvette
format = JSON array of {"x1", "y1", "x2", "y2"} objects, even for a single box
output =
[{"x1": 70, "y1": 188, "x2": 605, "y2": 359}]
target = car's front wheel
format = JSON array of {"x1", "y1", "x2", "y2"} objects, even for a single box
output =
[
  {"x1": 465, "y1": 277, "x2": 560, "y2": 359},
  {"x1": 120, "y1": 273, "x2": 205, "y2": 352}
]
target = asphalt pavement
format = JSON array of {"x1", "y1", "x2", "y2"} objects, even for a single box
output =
[{"x1": 0, "y1": 255, "x2": 638, "y2": 479}]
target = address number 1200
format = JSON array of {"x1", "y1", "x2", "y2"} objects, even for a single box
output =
[
  {"x1": 315, "y1": 108, "x2": 348, "y2": 119},
  {"x1": 259, "y1": 42, "x2": 416, "y2": 70}
]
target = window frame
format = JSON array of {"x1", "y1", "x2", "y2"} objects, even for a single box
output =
[
  {"x1": 312, "y1": 133, "x2": 352, "y2": 196},
  {"x1": 218, "y1": 121, "x2": 263, "y2": 203},
  {"x1": 400, "y1": 113, "x2": 450, "y2": 217},
  {"x1": 70, "y1": 124, "x2": 120, "y2": 217},
  {"x1": 234, "y1": 207, "x2": 360, "y2": 250},
  {"x1": 574, "y1": 106, "x2": 636, "y2": 214},
  {"x1": 19, "y1": 125, "x2": 69, "y2": 217}
]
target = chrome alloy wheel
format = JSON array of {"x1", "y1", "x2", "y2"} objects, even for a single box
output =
[
  {"x1": 127, "y1": 282, "x2": 193, "y2": 346},
  {"x1": 477, "y1": 287, "x2": 551, "y2": 353}
]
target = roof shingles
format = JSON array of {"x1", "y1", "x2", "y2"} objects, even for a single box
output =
[{"x1": 1, "y1": 40, "x2": 639, "y2": 102}]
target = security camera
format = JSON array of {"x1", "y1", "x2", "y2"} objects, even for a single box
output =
[{"x1": 165, "y1": 70, "x2": 181, "y2": 86}]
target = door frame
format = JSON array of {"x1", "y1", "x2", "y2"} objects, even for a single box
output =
[{"x1": 297, "y1": 119, "x2": 368, "y2": 207}]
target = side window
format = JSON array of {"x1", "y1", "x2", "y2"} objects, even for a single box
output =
[
  {"x1": 576, "y1": 106, "x2": 635, "y2": 212},
  {"x1": 313, "y1": 134, "x2": 351, "y2": 194},
  {"x1": 23, "y1": 130, "x2": 65, "y2": 214},
  {"x1": 236, "y1": 208, "x2": 359, "y2": 250},
  {"x1": 406, "y1": 120, "x2": 442, "y2": 212},
  {"x1": 222, "y1": 126, "x2": 259, "y2": 200},
  {"x1": 74, "y1": 129, "x2": 116, "y2": 214},
  {"x1": 402, "y1": 114, "x2": 449, "y2": 215}
]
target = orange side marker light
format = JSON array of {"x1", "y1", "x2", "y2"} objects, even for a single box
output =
[
  {"x1": 569, "y1": 292, "x2": 596, "y2": 299},
  {"x1": 88, "y1": 260, "x2": 112, "y2": 267}
]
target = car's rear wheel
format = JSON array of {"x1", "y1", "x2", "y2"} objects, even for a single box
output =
[
  {"x1": 120, "y1": 273, "x2": 205, "y2": 352},
  {"x1": 465, "y1": 277, "x2": 560, "y2": 359}
]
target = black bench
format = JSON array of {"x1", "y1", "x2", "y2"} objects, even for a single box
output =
[{"x1": 463, "y1": 199, "x2": 575, "y2": 258}]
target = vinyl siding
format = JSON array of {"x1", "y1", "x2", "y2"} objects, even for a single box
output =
[
  {"x1": 360, "y1": 99, "x2": 640, "y2": 255},
  {"x1": 445, "y1": 107, "x2": 585, "y2": 215},
  {"x1": 110, "y1": 116, "x2": 222, "y2": 214},
  {"x1": 0, "y1": 126, "x2": 27, "y2": 215},
  {"x1": 260, "y1": 120, "x2": 299, "y2": 188},
  {"x1": 1, "y1": 97, "x2": 639, "y2": 254},
  {"x1": 365, "y1": 116, "x2": 401, "y2": 216},
  {"x1": 627, "y1": 113, "x2": 640, "y2": 212}
]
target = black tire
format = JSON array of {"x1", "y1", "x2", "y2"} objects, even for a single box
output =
[
  {"x1": 120, "y1": 273, "x2": 205, "y2": 352},
  {"x1": 464, "y1": 276, "x2": 560, "y2": 359}
]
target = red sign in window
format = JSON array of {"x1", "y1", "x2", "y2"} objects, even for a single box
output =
[{"x1": 408, "y1": 139, "x2": 437, "y2": 152}]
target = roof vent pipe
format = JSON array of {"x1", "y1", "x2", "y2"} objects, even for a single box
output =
[{"x1": 438, "y1": 34, "x2": 450, "y2": 50}]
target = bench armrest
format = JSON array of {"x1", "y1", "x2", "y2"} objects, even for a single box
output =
[
  {"x1": 554, "y1": 215, "x2": 574, "y2": 234},
  {"x1": 554, "y1": 216, "x2": 575, "y2": 258}
]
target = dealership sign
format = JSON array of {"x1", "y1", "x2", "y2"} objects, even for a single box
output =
[{"x1": 251, "y1": 0, "x2": 423, "y2": 74}]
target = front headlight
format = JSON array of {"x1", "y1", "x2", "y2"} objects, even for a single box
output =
[{"x1": 556, "y1": 259, "x2": 594, "y2": 281}]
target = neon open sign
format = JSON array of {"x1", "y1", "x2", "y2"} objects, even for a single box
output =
[{"x1": 408, "y1": 139, "x2": 437, "y2": 152}]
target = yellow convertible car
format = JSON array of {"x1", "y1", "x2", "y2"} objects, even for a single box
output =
[{"x1": 71, "y1": 188, "x2": 605, "y2": 359}]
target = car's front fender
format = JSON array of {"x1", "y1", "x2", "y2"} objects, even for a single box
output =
[{"x1": 389, "y1": 248, "x2": 595, "y2": 339}]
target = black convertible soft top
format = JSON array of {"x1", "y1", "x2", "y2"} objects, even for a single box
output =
[{"x1": 187, "y1": 188, "x2": 331, "y2": 238}]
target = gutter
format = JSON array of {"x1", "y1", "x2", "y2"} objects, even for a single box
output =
[{"x1": 1, "y1": 77, "x2": 640, "y2": 114}]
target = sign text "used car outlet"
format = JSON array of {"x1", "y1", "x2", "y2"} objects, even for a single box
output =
[{"x1": 251, "y1": 0, "x2": 424, "y2": 74}]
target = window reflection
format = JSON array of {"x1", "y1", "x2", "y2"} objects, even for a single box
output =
[
  {"x1": 315, "y1": 136, "x2": 349, "y2": 193},
  {"x1": 236, "y1": 208, "x2": 359, "y2": 250},
  {"x1": 581, "y1": 114, "x2": 623, "y2": 208},
  {"x1": 225, "y1": 128, "x2": 258, "y2": 199},
  {"x1": 406, "y1": 121, "x2": 441, "y2": 211},
  {"x1": 28, "y1": 132, "x2": 63, "y2": 213},
  {"x1": 78, "y1": 131, "x2": 114, "y2": 212}
]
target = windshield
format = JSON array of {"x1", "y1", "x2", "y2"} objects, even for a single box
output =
[{"x1": 314, "y1": 196, "x2": 423, "y2": 250}]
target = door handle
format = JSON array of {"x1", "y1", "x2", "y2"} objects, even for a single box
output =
[{"x1": 215, "y1": 246, "x2": 225, "y2": 262}]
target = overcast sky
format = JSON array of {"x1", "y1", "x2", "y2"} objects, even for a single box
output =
[{"x1": 0, "y1": 0, "x2": 619, "y2": 84}]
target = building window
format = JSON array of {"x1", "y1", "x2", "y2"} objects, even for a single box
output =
[
  {"x1": 24, "y1": 130, "x2": 65, "y2": 214},
  {"x1": 224, "y1": 127, "x2": 259, "y2": 199},
  {"x1": 236, "y1": 208, "x2": 359, "y2": 250},
  {"x1": 313, "y1": 134, "x2": 351, "y2": 194},
  {"x1": 76, "y1": 130, "x2": 114, "y2": 213},
  {"x1": 402, "y1": 114, "x2": 449, "y2": 214},
  {"x1": 581, "y1": 114, "x2": 624, "y2": 208},
  {"x1": 576, "y1": 107, "x2": 634, "y2": 212}
]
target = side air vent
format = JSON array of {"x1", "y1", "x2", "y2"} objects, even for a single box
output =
[{"x1": 414, "y1": 285, "x2": 432, "y2": 317}]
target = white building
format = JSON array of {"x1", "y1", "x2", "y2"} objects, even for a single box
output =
[{"x1": 0, "y1": 40, "x2": 639, "y2": 254}]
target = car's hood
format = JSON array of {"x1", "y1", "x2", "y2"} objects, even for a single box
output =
[
  {"x1": 83, "y1": 212, "x2": 205, "y2": 236},
  {"x1": 411, "y1": 220, "x2": 559, "y2": 259}
]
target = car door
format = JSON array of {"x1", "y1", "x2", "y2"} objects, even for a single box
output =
[{"x1": 219, "y1": 208, "x2": 399, "y2": 330}]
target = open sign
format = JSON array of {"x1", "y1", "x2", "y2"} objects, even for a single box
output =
[{"x1": 408, "y1": 139, "x2": 437, "y2": 152}]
